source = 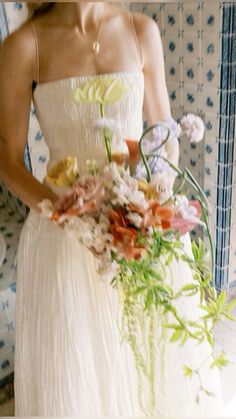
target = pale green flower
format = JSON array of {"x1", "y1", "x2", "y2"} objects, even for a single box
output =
[{"x1": 73, "y1": 77, "x2": 130, "y2": 106}]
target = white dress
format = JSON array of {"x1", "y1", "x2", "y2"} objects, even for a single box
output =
[{"x1": 14, "y1": 72, "x2": 224, "y2": 416}]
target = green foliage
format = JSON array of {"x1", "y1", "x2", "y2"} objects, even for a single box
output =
[
  {"x1": 209, "y1": 351, "x2": 230, "y2": 370},
  {"x1": 108, "y1": 121, "x2": 236, "y2": 413},
  {"x1": 112, "y1": 231, "x2": 236, "y2": 414},
  {"x1": 192, "y1": 238, "x2": 205, "y2": 262},
  {"x1": 199, "y1": 291, "x2": 236, "y2": 324},
  {"x1": 183, "y1": 365, "x2": 193, "y2": 377},
  {"x1": 201, "y1": 388, "x2": 216, "y2": 397}
]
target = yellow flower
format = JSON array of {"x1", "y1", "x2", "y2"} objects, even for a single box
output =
[
  {"x1": 138, "y1": 180, "x2": 158, "y2": 200},
  {"x1": 45, "y1": 156, "x2": 79, "y2": 187},
  {"x1": 73, "y1": 77, "x2": 129, "y2": 106}
]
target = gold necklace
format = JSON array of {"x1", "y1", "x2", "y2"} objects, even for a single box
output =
[{"x1": 92, "y1": 4, "x2": 106, "y2": 54}]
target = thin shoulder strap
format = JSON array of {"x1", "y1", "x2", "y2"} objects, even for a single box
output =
[
  {"x1": 129, "y1": 10, "x2": 143, "y2": 70},
  {"x1": 31, "y1": 21, "x2": 40, "y2": 84}
]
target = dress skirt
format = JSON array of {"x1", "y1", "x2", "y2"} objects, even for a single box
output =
[{"x1": 14, "y1": 209, "x2": 224, "y2": 416}]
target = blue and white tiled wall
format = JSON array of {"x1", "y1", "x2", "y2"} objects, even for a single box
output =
[
  {"x1": 132, "y1": 2, "x2": 235, "y2": 293},
  {"x1": 132, "y1": 1, "x2": 222, "y2": 261}
]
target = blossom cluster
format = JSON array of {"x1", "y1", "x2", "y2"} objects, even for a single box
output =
[
  {"x1": 38, "y1": 113, "x2": 206, "y2": 281},
  {"x1": 39, "y1": 160, "x2": 203, "y2": 281}
]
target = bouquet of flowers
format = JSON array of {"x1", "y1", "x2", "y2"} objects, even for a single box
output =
[{"x1": 39, "y1": 112, "x2": 235, "y2": 414}]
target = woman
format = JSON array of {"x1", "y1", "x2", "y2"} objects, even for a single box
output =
[{"x1": 0, "y1": 2, "x2": 223, "y2": 416}]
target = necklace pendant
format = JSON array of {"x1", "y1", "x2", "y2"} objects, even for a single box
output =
[{"x1": 93, "y1": 41, "x2": 100, "y2": 54}]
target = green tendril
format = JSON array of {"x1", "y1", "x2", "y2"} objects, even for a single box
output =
[{"x1": 138, "y1": 123, "x2": 170, "y2": 183}]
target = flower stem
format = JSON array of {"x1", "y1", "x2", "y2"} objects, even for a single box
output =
[
  {"x1": 199, "y1": 201, "x2": 214, "y2": 279},
  {"x1": 156, "y1": 155, "x2": 214, "y2": 278},
  {"x1": 161, "y1": 174, "x2": 186, "y2": 206},
  {"x1": 99, "y1": 103, "x2": 112, "y2": 162},
  {"x1": 100, "y1": 103, "x2": 105, "y2": 118},
  {"x1": 138, "y1": 123, "x2": 170, "y2": 183}
]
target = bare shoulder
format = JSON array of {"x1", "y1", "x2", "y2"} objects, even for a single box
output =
[
  {"x1": 1, "y1": 20, "x2": 36, "y2": 81},
  {"x1": 131, "y1": 11, "x2": 161, "y2": 40},
  {"x1": 131, "y1": 11, "x2": 163, "y2": 70}
]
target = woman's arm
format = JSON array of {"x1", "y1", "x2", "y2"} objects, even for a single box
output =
[
  {"x1": 0, "y1": 24, "x2": 58, "y2": 212},
  {"x1": 133, "y1": 13, "x2": 179, "y2": 180}
]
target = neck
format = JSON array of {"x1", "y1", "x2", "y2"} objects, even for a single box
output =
[{"x1": 53, "y1": 2, "x2": 106, "y2": 34}]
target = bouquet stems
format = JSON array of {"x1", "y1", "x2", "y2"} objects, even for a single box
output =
[{"x1": 138, "y1": 124, "x2": 214, "y2": 278}]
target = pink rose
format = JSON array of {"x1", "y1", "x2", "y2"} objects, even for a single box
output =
[{"x1": 54, "y1": 176, "x2": 105, "y2": 218}]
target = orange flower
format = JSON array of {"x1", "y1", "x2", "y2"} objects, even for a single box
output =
[
  {"x1": 108, "y1": 208, "x2": 127, "y2": 227},
  {"x1": 125, "y1": 139, "x2": 141, "y2": 174},
  {"x1": 143, "y1": 202, "x2": 173, "y2": 229},
  {"x1": 127, "y1": 201, "x2": 173, "y2": 230},
  {"x1": 125, "y1": 139, "x2": 140, "y2": 161},
  {"x1": 111, "y1": 153, "x2": 127, "y2": 165},
  {"x1": 127, "y1": 203, "x2": 147, "y2": 216},
  {"x1": 108, "y1": 208, "x2": 146, "y2": 260},
  {"x1": 51, "y1": 200, "x2": 98, "y2": 221}
]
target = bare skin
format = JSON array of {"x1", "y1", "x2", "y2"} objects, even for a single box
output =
[{"x1": 0, "y1": 2, "x2": 179, "y2": 213}]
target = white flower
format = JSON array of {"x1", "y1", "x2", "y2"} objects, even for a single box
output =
[
  {"x1": 100, "y1": 203, "x2": 111, "y2": 215},
  {"x1": 97, "y1": 260, "x2": 119, "y2": 282},
  {"x1": 135, "y1": 162, "x2": 148, "y2": 180},
  {"x1": 38, "y1": 199, "x2": 54, "y2": 219},
  {"x1": 126, "y1": 212, "x2": 143, "y2": 228},
  {"x1": 112, "y1": 183, "x2": 130, "y2": 206},
  {"x1": 164, "y1": 116, "x2": 182, "y2": 140},
  {"x1": 100, "y1": 222, "x2": 110, "y2": 234},
  {"x1": 94, "y1": 237, "x2": 106, "y2": 253},
  {"x1": 81, "y1": 231, "x2": 94, "y2": 248},
  {"x1": 95, "y1": 117, "x2": 121, "y2": 133},
  {"x1": 175, "y1": 195, "x2": 204, "y2": 225},
  {"x1": 150, "y1": 155, "x2": 174, "y2": 176},
  {"x1": 94, "y1": 223, "x2": 110, "y2": 239},
  {"x1": 129, "y1": 190, "x2": 148, "y2": 210},
  {"x1": 63, "y1": 216, "x2": 90, "y2": 235},
  {"x1": 141, "y1": 130, "x2": 163, "y2": 154},
  {"x1": 141, "y1": 118, "x2": 181, "y2": 158},
  {"x1": 103, "y1": 233, "x2": 114, "y2": 243},
  {"x1": 103, "y1": 162, "x2": 122, "y2": 185},
  {"x1": 123, "y1": 171, "x2": 138, "y2": 189},
  {"x1": 99, "y1": 213, "x2": 110, "y2": 227},
  {"x1": 108, "y1": 166, "x2": 148, "y2": 210},
  {"x1": 180, "y1": 113, "x2": 205, "y2": 143},
  {"x1": 111, "y1": 138, "x2": 129, "y2": 157},
  {"x1": 82, "y1": 215, "x2": 97, "y2": 228},
  {"x1": 151, "y1": 172, "x2": 173, "y2": 204},
  {"x1": 152, "y1": 124, "x2": 166, "y2": 143},
  {"x1": 135, "y1": 144, "x2": 175, "y2": 180}
]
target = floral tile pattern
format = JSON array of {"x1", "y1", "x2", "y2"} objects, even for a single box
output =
[{"x1": 131, "y1": 2, "x2": 236, "y2": 294}]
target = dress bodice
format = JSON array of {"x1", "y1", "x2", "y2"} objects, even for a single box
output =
[{"x1": 32, "y1": 71, "x2": 144, "y2": 175}]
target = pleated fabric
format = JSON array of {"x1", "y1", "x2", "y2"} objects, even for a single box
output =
[
  {"x1": 14, "y1": 210, "x2": 224, "y2": 416},
  {"x1": 14, "y1": 73, "x2": 224, "y2": 416}
]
